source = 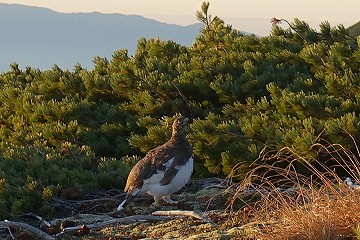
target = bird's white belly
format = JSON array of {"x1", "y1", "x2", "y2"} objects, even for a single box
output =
[{"x1": 143, "y1": 157, "x2": 193, "y2": 197}]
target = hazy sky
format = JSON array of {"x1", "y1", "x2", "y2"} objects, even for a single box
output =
[
  {"x1": 0, "y1": 0, "x2": 358, "y2": 37},
  {"x1": 0, "y1": 0, "x2": 358, "y2": 69},
  {"x1": 0, "y1": 0, "x2": 358, "y2": 27}
]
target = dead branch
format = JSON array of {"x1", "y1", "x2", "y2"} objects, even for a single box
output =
[
  {"x1": 0, "y1": 220, "x2": 54, "y2": 240},
  {"x1": 57, "y1": 215, "x2": 167, "y2": 236},
  {"x1": 21, "y1": 213, "x2": 52, "y2": 227},
  {"x1": 229, "y1": 185, "x2": 302, "y2": 199},
  {"x1": 152, "y1": 210, "x2": 216, "y2": 225},
  {"x1": 48, "y1": 192, "x2": 125, "y2": 213},
  {"x1": 0, "y1": 226, "x2": 15, "y2": 239}
]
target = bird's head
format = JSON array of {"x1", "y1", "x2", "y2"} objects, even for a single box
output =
[
  {"x1": 171, "y1": 116, "x2": 189, "y2": 137},
  {"x1": 345, "y1": 177, "x2": 353, "y2": 186}
]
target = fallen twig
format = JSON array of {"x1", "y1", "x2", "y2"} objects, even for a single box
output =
[
  {"x1": 152, "y1": 210, "x2": 216, "y2": 225},
  {"x1": 21, "y1": 213, "x2": 52, "y2": 227},
  {"x1": 49, "y1": 196, "x2": 123, "y2": 213},
  {"x1": 57, "y1": 215, "x2": 167, "y2": 236},
  {"x1": 0, "y1": 220, "x2": 54, "y2": 240},
  {"x1": 0, "y1": 226, "x2": 15, "y2": 239},
  {"x1": 47, "y1": 189, "x2": 125, "y2": 214},
  {"x1": 230, "y1": 185, "x2": 302, "y2": 199}
]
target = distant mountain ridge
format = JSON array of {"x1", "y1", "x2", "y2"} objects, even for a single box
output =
[
  {"x1": 0, "y1": 3, "x2": 201, "y2": 71},
  {"x1": 347, "y1": 21, "x2": 360, "y2": 38}
]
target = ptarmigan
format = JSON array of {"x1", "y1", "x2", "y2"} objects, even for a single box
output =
[
  {"x1": 344, "y1": 177, "x2": 360, "y2": 189},
  {"x1": 117, "y1": 116, "x2": 193, "y2": 211}
]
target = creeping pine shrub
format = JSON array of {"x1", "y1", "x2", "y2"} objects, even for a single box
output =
[
  {"x1": 96, "y1": 155, "x2": 139, "y2": 189},
  {"x1": 229, "y1": 136, "x2": 360, "y2": 240},
  {"x1": 0, "y1": 143, "x2": 136, "y2": 217}
]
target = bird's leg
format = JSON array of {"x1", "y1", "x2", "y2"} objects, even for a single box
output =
[
  {"x1": 153, "y1": 196, "x2": 162, "y2": 206},
  {"x1": 162, "y1": 195, "x2": 178, "y2": 204}
]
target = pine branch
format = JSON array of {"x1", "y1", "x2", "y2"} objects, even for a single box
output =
[
  {"x1": 0, "y1": 220, "x2": 55, "y2": 240},
  {"x1": 271, "y1": 17, "x2": 317, "y2": 44},
  {"x1": 171, "y1": 82, "x2": 193, "y2": 120}
]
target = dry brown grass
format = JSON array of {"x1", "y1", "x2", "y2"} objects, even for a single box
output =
[{"x1": 228, "y1": 136, "x2": 360, "y2": 240}]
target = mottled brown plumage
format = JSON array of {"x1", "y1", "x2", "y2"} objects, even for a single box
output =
[{"x1": 117, "y1": 116, "x2": 193, "y2": 211}]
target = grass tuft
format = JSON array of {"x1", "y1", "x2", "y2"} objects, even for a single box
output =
[{"x1": 228, "y1": 135, "x2": 360, "y2": 239}]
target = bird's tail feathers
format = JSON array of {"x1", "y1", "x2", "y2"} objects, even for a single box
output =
[
  {"x1": 117, "y1": 189, "x2": 141, "y2": 211},
  {"x1": 117, "y1": 198, "x2": 127, "y2": 211}
]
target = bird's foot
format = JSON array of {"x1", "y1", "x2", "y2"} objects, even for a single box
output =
[
  {"x1": 152, "y1": 197, "x2": 162, "y2": 207},
  {"x1": 162, "y1": 195, "x2": 178, "y2": 205},
  {"x1": 152, "y1": 195, "x2": 178, "y2": 207}
]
